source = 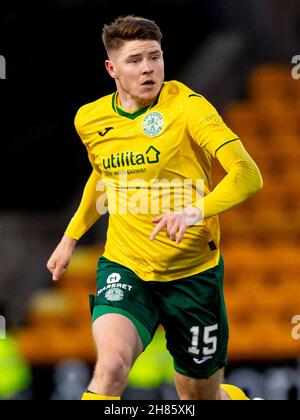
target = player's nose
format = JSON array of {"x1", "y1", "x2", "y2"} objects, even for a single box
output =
[{"x1": 141, "y1": 59, "x2": 154, "y2": 74}]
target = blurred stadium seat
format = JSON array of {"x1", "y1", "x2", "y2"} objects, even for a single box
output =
[
  {"x1": 15, "y1": 247, "x2": 99, "y2": 365},
  {"x1": 222, "y1": 63, "x2": 300, "y2": 362},
  {"x1": 248, "y1": 64, "x2": 300, "y2": 102}
]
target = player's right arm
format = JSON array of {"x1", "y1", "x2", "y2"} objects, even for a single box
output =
[
  {"x1": 47, "y1": 168, "x2": 103, "y2": 281},
  {"x1": 47, "y1": 106, "x2": 105, "y2": 281},
  {"x1": 65, "y1": 169, "x2": 103, "y2": 240},
  {"x1": 47, "y1": 234, "x2": 77, "y2": 282}
]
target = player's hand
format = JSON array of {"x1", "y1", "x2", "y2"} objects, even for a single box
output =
[
  {"x1": 47, "y1": 235, "x2": 77, "y2": 281},
  {"x1": 150, "y1": 206, "x2": 203, "y2": 244}
]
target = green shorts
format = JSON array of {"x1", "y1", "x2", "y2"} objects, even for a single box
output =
[{"x1": 89, "y1": 255, "x2": 229, "y2": 379}]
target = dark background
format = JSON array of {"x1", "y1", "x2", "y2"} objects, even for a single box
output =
[
  {"x1": 1, "y1": 0, "x2": 299, "y2": 212},
  {"x1": 0, "y1": 0, "x2": 220, "y2": 211}
]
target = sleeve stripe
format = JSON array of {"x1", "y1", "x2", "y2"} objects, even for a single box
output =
[
  {"x1": 188, "y1": 94, "x2": 203, "y2": 99},
  {"x1": 215, "y1": 138, "x2": 240, "y2": 156}
]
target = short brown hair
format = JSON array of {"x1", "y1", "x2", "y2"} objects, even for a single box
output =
[{"x1": 102, "y1": 15, "x2": 163, "y2": 54}]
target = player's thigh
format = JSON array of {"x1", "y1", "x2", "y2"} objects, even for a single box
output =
[
  {"x1": 157, "y1": 255, "x2": 229, "y2": 380},
  {"x1": 92, "y1": 313, "x2": 144, "y2": 365},
  {"x1": 174, "y1": 367, "x2": 224, "y2": 400},
  {"x1": 90, "y1": 256, "x2": 160, "y2": 363}
]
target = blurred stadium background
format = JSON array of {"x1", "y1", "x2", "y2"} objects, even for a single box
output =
[{"x1": 1, "y1": 0, "x2": 300, "y2": 400}]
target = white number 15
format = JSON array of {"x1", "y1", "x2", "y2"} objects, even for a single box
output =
[{"x1": 188, "y1": 324, "x2": 218, "y2": 356}]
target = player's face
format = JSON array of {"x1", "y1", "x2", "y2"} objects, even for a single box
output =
[{"x1": 106, "y1": 40, "x2": 164, "y2": 105}]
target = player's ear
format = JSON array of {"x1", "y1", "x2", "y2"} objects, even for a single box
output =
[{"x1": 105, "y1": 59, "x2": 117, "y2": 80}]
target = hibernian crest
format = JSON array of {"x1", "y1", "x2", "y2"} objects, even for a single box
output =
[
  {"x1": 105, "y1": 288, "x2": 124, "y2": 302},
  {"x1": 143, "y1": 112, "x2": 164, "y2": 137}
]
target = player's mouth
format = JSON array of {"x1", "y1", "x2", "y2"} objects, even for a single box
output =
[{"x1": 141, "y1": 80, "x2": 156, "y2": 87}]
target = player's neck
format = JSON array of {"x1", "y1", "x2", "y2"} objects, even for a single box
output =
[{"x1": 117, "y1": 91, "x2": 153, "y2": 113}]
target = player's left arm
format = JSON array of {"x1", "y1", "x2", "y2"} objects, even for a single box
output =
[
  {"x1": 198, "y1": 139, "x2": 263, "y2": 218},
  {"x1": 150, "y1": 95, "x2": 263, "y2": 243},
  {"x1": 150, "y1": 140, "x2": 263, "y2": 243}
]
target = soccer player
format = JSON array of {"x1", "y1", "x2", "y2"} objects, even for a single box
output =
[{"x1": 47, "y1": 16, "x2": 262, "y2": 400}]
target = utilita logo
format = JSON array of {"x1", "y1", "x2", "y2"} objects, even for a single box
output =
[
  {"x1": 0, "y1": 55, "x2": 6, "y2": 79},
  {"x1": 0, "y1": 316, "x2": 6, "y2": 339},
  {"x1": 102, "y1": 146, "x2": 160, "y2": 170}
]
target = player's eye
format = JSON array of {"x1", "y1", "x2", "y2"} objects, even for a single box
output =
[{"x1": 129, "y1": 58, "x2": 141, "y2": 64}]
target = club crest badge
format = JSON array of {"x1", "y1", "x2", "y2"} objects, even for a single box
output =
[
  {"x1": 143, "y1": 112, "x2": 164, "y2": 137},
  {"x1": 105, "y1": 288, "x2": 124, "y2": 302}
]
